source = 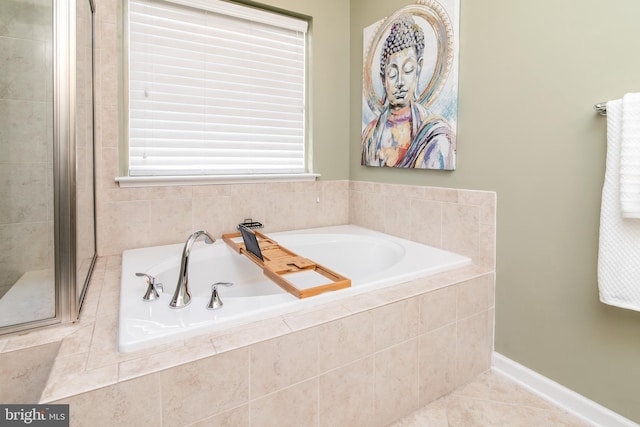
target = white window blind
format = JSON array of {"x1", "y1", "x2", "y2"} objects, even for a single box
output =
[{"x1": 127, "y1": 0, "x2": 308, "y2": 176}]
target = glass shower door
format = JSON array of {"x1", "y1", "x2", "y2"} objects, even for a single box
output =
[
  {"x1": 0, "y1": 0, "x2": 56, "y2": 327},
  {"x1": 0, "y1": 0, "x2": 97, "y2": 333}
]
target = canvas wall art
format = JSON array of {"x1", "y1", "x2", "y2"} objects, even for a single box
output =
[{"x1": 361, "y1": 0, "x2": 460, "y2": 170}]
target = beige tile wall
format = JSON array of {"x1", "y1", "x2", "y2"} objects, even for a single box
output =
[
  {"x1": 97, "y1": 180, "x2": 350, "y2": 256},
  {"x1": 95, "y1": 179, "x2": 496, "y2": 263},
  {"x1": 349, "y1": 181, "x2": 497, "y2": 268},
  {"x1": 55, "y1": 272, "x2": 494, "y2": 427}
]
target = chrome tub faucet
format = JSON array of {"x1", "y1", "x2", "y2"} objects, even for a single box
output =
[{"x1": 170, "y1": 230, "x2": 216, "y2": 309}]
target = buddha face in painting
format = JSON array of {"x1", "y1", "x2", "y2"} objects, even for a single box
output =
[
  {"x1": 383, "y1": 48, "x2": 421, "y2": 110},
  {"x1": 379, "y1": 14, "x2": 425, "y2": 110}
]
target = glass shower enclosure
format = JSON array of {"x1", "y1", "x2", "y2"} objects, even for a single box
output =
[{"x1": 0, "y1": 0, "x2": 97, "y2": 334}]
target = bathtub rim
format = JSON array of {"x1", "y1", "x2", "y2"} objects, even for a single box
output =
[{"x1": 118, "y1": 224, "x2": 473, "y2": 353}]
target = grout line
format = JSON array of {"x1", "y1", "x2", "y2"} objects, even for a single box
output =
[{"x1": 247, "y1": 345, "x2": 252, "y2": 425}]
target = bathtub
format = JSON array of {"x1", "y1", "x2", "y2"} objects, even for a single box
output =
[{"x1": 119, "y1": 225, "x2": 472, "y2": 352}]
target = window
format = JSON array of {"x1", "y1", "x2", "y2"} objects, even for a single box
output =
[{"x1": 126, "y1": 0, "x2": 308, "y2": 178}]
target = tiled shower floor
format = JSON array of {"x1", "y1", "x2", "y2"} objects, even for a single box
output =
[{"x1": 392, "y1": 371, "x2": 591, "y2": 426}]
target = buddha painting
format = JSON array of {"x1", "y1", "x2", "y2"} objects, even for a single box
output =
[{"x1": 361, "y1": 1, "x2": 459, "y2": 170}]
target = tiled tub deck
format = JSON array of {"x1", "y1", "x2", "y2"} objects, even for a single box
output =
[{"x1": 0, "y1": 256, "x2": 493, "y2": 426}]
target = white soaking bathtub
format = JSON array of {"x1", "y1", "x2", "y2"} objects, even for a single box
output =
[{"x1": 119, "y1": 225, "x2": 471, "y2": 352}]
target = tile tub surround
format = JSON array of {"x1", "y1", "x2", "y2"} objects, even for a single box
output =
[
  {"x1": 349, "y1": 181, "x2": 496, "y2": 269},
  {"x1": 96, "y1": 180, "x2": 496, "y2": 272},
  {"x1": 0, "y1": 253, "x2": 494, "y2": 426},
  {"x1": 0, "y1": 183, "x2": 496, "y2": 424},
  {"x1": 68, "y1": 266, "x2": 493, "y2": 427},
  {"x1": 97, "y1": 180, "x2": 350, "y2": 257}
]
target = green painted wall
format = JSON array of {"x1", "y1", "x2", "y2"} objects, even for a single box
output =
[{"x1": 349, "y1": 0, "x2": 640, "y2": 422}]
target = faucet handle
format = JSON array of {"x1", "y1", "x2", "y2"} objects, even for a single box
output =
[
  {"x1": 207, "y1": 282, "x2": 234, "y2": 310},
  {"x1": 213, "y1": 282, "x2": 233, "y2": 288},
  {"x1": 136, "y1": 272, "x2": 163, "y2": 301}
]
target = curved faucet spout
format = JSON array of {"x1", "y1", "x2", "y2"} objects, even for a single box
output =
[{"x1": 170, "y1": 230, "x2": 216, "y2": 308}]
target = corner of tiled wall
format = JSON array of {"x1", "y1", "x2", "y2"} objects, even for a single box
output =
[
  {"x1": 349, "y1": 181, "x2": 496, "y2": 268},
  {"x1": 94, "y1": 0, "x2": 120, "y2": 257}
]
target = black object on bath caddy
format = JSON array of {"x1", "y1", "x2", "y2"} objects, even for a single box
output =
[
  {"x1": 237, "y1": 218, "x2": 263, "y2": 230},
  {"x1": 239, "y1": 225, "x2": 264, "y2": 261}
]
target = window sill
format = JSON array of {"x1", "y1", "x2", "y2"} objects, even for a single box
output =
[{"x1": 114, "y1": 173, "x2": 321, "y2": 188}]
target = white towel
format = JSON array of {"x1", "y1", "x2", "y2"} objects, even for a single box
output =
[
  {"x1": 620, "y1": 93, "x2": 640, "y2": 218},
  {"x1": 598, "y1": 99, "x2": 640, "y2": 311}
]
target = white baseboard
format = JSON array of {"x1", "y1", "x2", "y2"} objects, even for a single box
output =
[{"x1": 492, "y1": 352, "x2": 639, "y2": 427}]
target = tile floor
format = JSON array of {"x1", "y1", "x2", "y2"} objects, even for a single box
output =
[{"x1": 392, "y1": 370, "x2": 592, "y2": 427}]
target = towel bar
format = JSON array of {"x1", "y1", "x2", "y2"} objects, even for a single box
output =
[{"x1": 594, "y1": 102, "x2": 607, "y2": 116}]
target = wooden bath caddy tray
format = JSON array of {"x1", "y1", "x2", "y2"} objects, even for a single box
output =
[{"x1": 222, "y1": 229, "x2": 351, "y2": 298}]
